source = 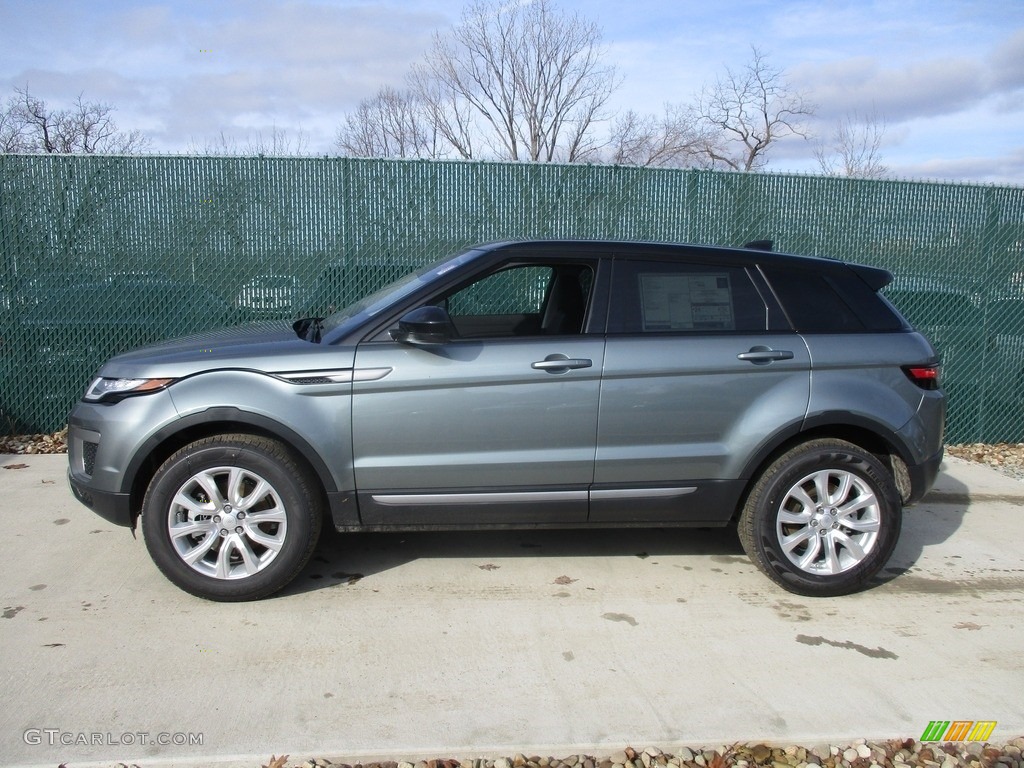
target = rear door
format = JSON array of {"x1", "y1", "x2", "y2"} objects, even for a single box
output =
[{"x1": 592, "y1": 255, "x2": 811, "y2": 523}]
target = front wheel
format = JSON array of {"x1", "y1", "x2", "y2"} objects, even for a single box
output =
[
  {"x1": 141, "y1": 435, "x2": 323, "y2": 601},
  {"x1": 738, "y1": 439, "x2": 902, "y2": 597}
]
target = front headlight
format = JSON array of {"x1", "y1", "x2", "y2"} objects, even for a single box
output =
[{"x1": 83, "y1": 377, "x2": 175, "y2": 403}]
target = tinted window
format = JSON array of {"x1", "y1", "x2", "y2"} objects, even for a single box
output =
[
  {"x1": 449, "y1": 265, "x2": 552, "y2": 316},
  {"x1": 440, "y1": 262, "x2": 594, "y2": 338},
  {"x1": 608, "y1": 260, "x2": 767, "y2": 333},
  {"x1": 763, "y1": 267, "x2": 903, "y2": 333}
]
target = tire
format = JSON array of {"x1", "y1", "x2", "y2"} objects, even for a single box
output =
[
  {"x1": 738, "y1": 439, "x2": 901, "y2": 597},
  {"x1": 141, "y1": 434, "x2": 323, "y2": 601}
]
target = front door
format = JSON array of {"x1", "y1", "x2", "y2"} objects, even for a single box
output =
[{"x1": 351, "y1": 259, "x2": 605, "y2": 525}]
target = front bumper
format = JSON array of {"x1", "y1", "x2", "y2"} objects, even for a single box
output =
[
  {"x1": 68, "y1": 471, "x2": 134, "y2": 527},
  {"x1": 66, "y1": 389, "x2": 180, "y2": 529}
]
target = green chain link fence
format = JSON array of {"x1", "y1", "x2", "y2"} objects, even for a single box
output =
[{"x1": 2, "y1": 154, "x2": 1022, "y2": 441}]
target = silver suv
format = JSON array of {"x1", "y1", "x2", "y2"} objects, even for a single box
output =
[{"x1": 66, "y1": 240, "x2": 945, "y2": 601}]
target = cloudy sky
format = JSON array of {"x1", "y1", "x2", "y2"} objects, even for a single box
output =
[{"x1": 1, "y1": 0, "x2": 1022, "y2": 184}]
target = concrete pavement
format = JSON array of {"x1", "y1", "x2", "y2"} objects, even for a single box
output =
[{"x1": 1, "y1": 453, "x2": 1021, "y2": 768}]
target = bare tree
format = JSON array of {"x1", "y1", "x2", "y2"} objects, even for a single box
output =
[
  {"x1": 2, "y1": 86, "x2": 149, "y2": 154},
  {"x1": 608, "y1": 105, "x2": 709, "y2": 168},
  {"x1": 695, "y1": 47, "x2": 814, "y2": 171},
  {"x1": 335, "y1": 86, "x2": 438, "y2": 158},
  {"x1": 408, "y1": 63, "x2": 476, "y2": 160},
  {"x1": 815, "y1": 111, "x2": 889, "y2": 179},
  {"x1": 413, "y1": 0, "x2": 618, "y2": 162},
  {"x1": 190, "y1": 125, "x2": 310, "y2": 156},
  {"x1": 0, "y1": 96, "x2": 30, "y2": 152}
]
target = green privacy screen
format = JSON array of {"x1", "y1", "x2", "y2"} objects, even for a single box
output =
[{"x1": 1, "y1": 154, "x2": 1022, "y2": 441}]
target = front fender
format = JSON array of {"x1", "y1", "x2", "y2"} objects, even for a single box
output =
[{"x1": 160, "y1": 369, "x2": 354, "y2": 495}]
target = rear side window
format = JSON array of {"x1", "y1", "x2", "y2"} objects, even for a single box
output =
[
  {"x1": 608, "y1": 260, "x2": 768, "y2": 333},
  {"x1": 762, "y1": 267, "x2": 904, "y2": 333}
]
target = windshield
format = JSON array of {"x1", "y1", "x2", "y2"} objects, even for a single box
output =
[{"x1": 317, "y1": 248, "x2": 482, "y2": 336}]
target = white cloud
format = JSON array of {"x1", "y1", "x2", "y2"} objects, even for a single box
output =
[
  {"x1": 989, "y1": 28, "x2": 1024, "y2": 90},
  {"x1": 793, "y1": 56, "x2": 988, "y2": 122},
  {"x1": 0, "y1": 0, "x2": 1021, "y2": 179},
  {"x1": 1, "y1": 0, "x2": 454, "y2": 152},
  {"x1": 892, "y1": 147, "x2": 1024, "y2": 185}
]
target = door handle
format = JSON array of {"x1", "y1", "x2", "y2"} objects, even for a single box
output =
[
  {"x1": 737, "y1": 346, "x2": 794, "y2": 364},
  {"x1": 532, "y1": 354, "x2": 593, "y2": 373}
]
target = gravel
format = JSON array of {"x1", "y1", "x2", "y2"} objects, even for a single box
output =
[
  {"x1": 0, "y1": 426, "x2": 67, "y2": 455},
  {"x1": 6, "y1": 432, "x2": 1022, "y2": 766},
  {"x1": 945, "y1": 443, "x2": 1024, "y2": 481},
  {"x1": 270, "y1": 740, "x2": 1024, "y2": 768}
]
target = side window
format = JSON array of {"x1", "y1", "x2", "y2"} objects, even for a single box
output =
[
  {"x1": 762, "y1": 268, "x2": 866, "y2": 333},
  {"x1": 442, "y1": 262, "x2": 593, "y2": 338},
  {"x1": 608, "y1": 260, "x2": 767, "y2": 333},
  {"x1": 448, "y1": 266, "x2": 552, "y2": 317}
]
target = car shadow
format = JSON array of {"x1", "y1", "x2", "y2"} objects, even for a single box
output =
[
  {"x1": 275, "y1": 463, "x2": 973, "y2": 599},
  {"x1": 869, "y1": 463, "x2": 972, "y2": 588},
  {"x1": 277, "y1": 525, "x2": 746, "y2": 598}
]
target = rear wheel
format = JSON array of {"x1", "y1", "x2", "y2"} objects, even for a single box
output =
[
  {"x1": 141, "y1": 434, "x2": 322, "y2": 601},
  {"x1": 738, "y1": 439, "x2": 901, "y2": 597}
]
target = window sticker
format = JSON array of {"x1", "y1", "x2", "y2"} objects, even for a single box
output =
[{"x1": 638, "y1": 272, "x2": 734, "y2": 330}]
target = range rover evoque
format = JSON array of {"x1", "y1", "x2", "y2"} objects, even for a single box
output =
[{"x1": 67, "y1": 240, "x2": 945, "y2": 600}]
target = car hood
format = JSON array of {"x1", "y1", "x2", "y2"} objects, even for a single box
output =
[{"x1": 99, "y1": 321, "x2": 356, "y2": 379}]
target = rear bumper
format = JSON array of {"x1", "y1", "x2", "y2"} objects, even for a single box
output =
[{"x1": 905, "y1": 445, "x2": 944, "y2": 505}]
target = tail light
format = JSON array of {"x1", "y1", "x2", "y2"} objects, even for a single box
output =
[{"x1": 903, "y1": 364, "x2": 941, "y2": 390}]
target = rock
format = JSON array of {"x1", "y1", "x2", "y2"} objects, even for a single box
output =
[
  {"x1": 677, "y1": 748, "x2": 694, "y2": 762},
  {"x1": 752, "y1": 745, "x2": 773, "y2": 763},
  {"x1": 857, "y1": 746, "x2": 872, "y2": 759}
]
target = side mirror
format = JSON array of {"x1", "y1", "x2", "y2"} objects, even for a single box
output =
[{"x1": 390, "y1": 305, "x2": 456, "y2": 346}]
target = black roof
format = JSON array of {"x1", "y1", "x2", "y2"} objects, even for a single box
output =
[{"x1": 477, "y1": 239, "x2": 893, "y2": 291}]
